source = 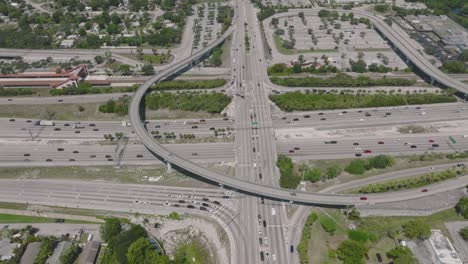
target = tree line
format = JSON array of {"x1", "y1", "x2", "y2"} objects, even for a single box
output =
[
  {"x1": 270, "y1": 92, "x2": 456, "y2": 112},
  {"x1": 270, "y1": 74, "x2": 416, "y2": 87}
]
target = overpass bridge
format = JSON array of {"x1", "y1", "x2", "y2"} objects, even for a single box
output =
[{"x1": 129, "y1": 13, "x2": 468, "y2": 207}]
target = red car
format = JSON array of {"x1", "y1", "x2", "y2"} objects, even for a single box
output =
[
  {"x1": 421, "y1": 189, "x2": 428, "y2": 192},
  {"x1": 378, "y1": 141, "x2": 384, "y2": 144},
  {"x1": 289, "y1": 150, "x2": 295, "y2": 153},
  {"x1": 364, "y1": 149, "x2": 372, "y2": 153},
  {"x1": 428, "y1": 139, "x2": 435, "y2": 143},
  {"x1": 360, "y1": 197, "x2": 368, "y2": 201}
]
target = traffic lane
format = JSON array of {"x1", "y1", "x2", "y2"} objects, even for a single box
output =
[
  {"x1": 0, "y1": 179, "x2": 238, "y2": 215},
  {"x1": 0, "y1": 118, "x2": 233, "y2": 139},
  {"x1": 273, "y1": 103, "x2": 468, "y2": 129},
  {"x1": 0, "y1": 143, "x2": 235, "y2": 164},
  {"x1": 277, "y1": 135, "x2": 468, "y2": 159}
]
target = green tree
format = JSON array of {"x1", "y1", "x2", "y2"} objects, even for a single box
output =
[
  {"x1": 387, "y1": 246, "x2": 416, "y2": 264},
  {"x1": 402, "y1": 220, "x2": 431, "y2": 240},
  {"x1": 459, "y1": 49, "x2": 468, "y2": 62},
  {"x1": 127, "y1": 238, "x2": 170, "y2": 264},
  {"x1": 442, "y1": 61, "x2": 466, "y2": 73},
  {"x1": 368, "y1": 155, "x2": 394, "y2": 169},
  {"x1": 94, "y1": 55, "x2": 104, "y2": 64},
  {"x1": 303, "y1": 168, "x2": 322, "y2": 182},
  {"x1": 455, "y1": 197, "x2": 468, "y2": 219},
  {"x1": 325, "y1": 165, "x2": 341, "y2": 179},
  {"x1": 336, "y1": 240, "x2": 368, "y2": 264},
  {"x1": 141, "y1": 64, "x2": 155, "y2": 75},
  {"x1": 100, "y1": 218, "x2": 122, "y2": 242},
  {"x1": 345, "y1": 160, "x2": 367, "y2": 175},
  {"x1": 59, "y1": 244, "x2": 81, "y2": 264}
]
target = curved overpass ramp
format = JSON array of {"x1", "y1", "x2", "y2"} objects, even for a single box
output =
[
  {"x1": 129, "y1": 18, "x2": 468, "y2": 206},
  {"x1": 269, "y1": 9, "x2": 468, "y2": 95}
]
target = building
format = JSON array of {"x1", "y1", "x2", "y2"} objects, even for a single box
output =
[
  {"x1": 20, "y1": 242, "x2": 41, "y2": 264},
  {"x1": 46, "y1": 241, "x2": 72, "y2": 264},
  {"x1": 77, "y1": 241, "x2": 100, "y2": 264},
  {"x1": 428, "y1": 230, "x2": 463, "y2": 264},
  {"x1": 0, "y1": 65, "x2": 109, "y2": 88}
]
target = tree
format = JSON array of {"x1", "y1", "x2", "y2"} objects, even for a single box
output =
[
  {"x1": 459, "y1": 227, "x2": 468, "y2": 240},
  {"x1": 94, "y1": 55, "x2": 104, "y2": 64},
  {"x1": 368, "y1": 155, "x2": 394, "y2": 169},
  {"x1": 375, "y1": 4, "x2": 390, "y2": 13},
  {"x1": 303, "y1": 168, "x2": 322, "y2": 182},
  {"x1": 455, "y1": 197, "x2": 468, "y2": 219},
  {"x1": 141, "y1": 64, "x2": 155, "y2": 75},
  {"x1": 59, "y1": 244, "x2": 81, "y2": 264},
  {"x1": 292, "y1": 63, "x2": 302, "y2": 74},
  {"x1": 100, "y1": 218, "x2": 122, "y2": 242},
  {"x1": 336, "y1": 240, "x2": 368, "y2": 264},
  {"x1": 387, "y1": 246, "x2": 416, "y2": 264},
  {"x1": 127, "y1": 237, "x2": 170, "y2": 264},
  {"x1": 345, "y1": 160, "x2": 367, "y2": 175},
  {"x1": 325, "y1": 165, "x2": 341, "y2": 179},
  {"x1": 402, "y1": 220, "x2": 431, "y2": 240},
  {"x1": 459, "y1": 49, "x2": 468, "y2": 62},
  {"x1": 441, "y1": 61, "x2": 466, "y2": 73}
]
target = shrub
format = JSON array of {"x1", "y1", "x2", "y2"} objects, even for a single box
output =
[
  {"x1": 345, "y1": 160, "x2": 367, "y2": 175},
  {"x1": 336, "y1": 240, "x2": 368, "y2": 264},
  {"x1": 455, "y1": 197, "x2": 468, "y2": 219},
  {"x1": 320, "y1": 216, "x2": 337, "y2": 234},
  {"x1": 402, "y1": 220, "x2": 431, "y2": 240},
  {"x1": 348, "y1": 229, "x2": 369, "y2": 242},
  {"x1": 303, "y1": 168, "x2": 322, "y2": 182},
  {"x1": 459, "y1": 227, "x2": 468, "y2": 240}
]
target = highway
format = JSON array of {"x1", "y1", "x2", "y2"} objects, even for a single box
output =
[{"x1": 0, "y1": 179, "x2": 245, "y2": 264}]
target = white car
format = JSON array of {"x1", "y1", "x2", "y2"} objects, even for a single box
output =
[
  {"x1": 163, "y1": 201, "x2": 170, "y2": 206},
  {"x1": 272, "y1": 254, "x2": 276, "y2": 261},
  {"x1": 133, "y1": 200, "x2": 141, "y2": 204}
]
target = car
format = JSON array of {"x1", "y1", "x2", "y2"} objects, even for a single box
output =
[
  {"x1": 90, "y1": 155, "x2": 96, "y2": 158},
  {"x1": 223, "y1": 117, "x2": 229, "y2": 121},
  {"x1": 260, "y1": 198, "x2": 265, "y2": 204},
  {"x1": 202, "y1": 197, "x2": 209, "y2": 202},
  {"x1": 73, "y1": 151, "x2": 79, "y2": 154},
  {"x1": 432, "y1": 144, "x2": 439, "y2": 147},
  {"x1": 364, "y1": 149, "x2": 372, "y2": 153},
  {"x1": 260, "y1": 251, "x2": 265, "y2": 261},
  {"x1": 7, "y1": 98, "x2": 12, "y2": 101},
  {"x1": 355, "y1": 153, "x2": 362, "y2": 157},
  {"x1": 136, "y1": 154, "x2": 143, "y2": 158},
  {"x1": 289, "y1": 150, "x2": 295, "y2": 153},
  {"x1": 69, "y1": 159, "x2": 75, "y2": 162},
  {"x1": 281, "y1": 117, "x2": 287, "y2": 120},
  {"x1": 200, "y1": 119, "x2": 206, "y2": 123},
  {"x1": 178, "y1": 200, "x2": 185, "y2": 203},
  {"x1": 213, "y1": 200, "x2": 221, "y2": 205},
  {"x1": 172, "y1": 204, "x2": 180, "y2": 207},
  {"x1": 365, "y1": 112, "x2": 371, "y2": 117},
  {"x1": 93, "y1": 128, "x2": 99, "y2": 131},
  {"x1": 199, "y1": 206, "x2": 207, "y2": 211},
  {"x1": 259, "y1": 173, "x2": 262, "y2": 179},
  {"x1": 378, "y1": 141, "x2": 384, "y2": 144},
  {"x1": 164, "y1": 201, "x2": 170, "y2": 206},
  {"x1": 9, "y1": 119, "x2": 15, "y2": 122},
  {"x1": 107, "y1": 158, "x2": 113, "y2": 161},
  {"x1": 23, "y1": 154, "x2": 30, "y2": 157},
  {"x1": 222, "y1": 195, "x2": 230, "y2": 199},
  {"x1": 330, "y1": 141, "x2": 337, "y2": 144},
  {"x1": 272, "y1": 254, "x2": 276, "y2": 261},
  {"x1": 428, "y1": 139, "x2": 435, "y2": 143},
  {"x1": 416, "y1": 106, "x2": 422, "y2": 109},
  {"x1": 55, "y1": 218, "x2": 65, "y2": 223},
  {"x1": 457, "y1": 163, "x2": 465, "y2": 167},
  {"x1": 294, "y1": 147, "x2": 300, "y2": 150},
  {"x1": 318, "y1": 112, "x2": 324, "y2": 115},
  {"x1": 46, "y1": 159, "x2": 53, "y2": 162},
  {"x1": 57, "y1": 148, "x2": 64, "y2": 151},
  {"x1": 210, "y1": 127, "x2": 215, "y2": 130},
  {"x1": 105, "y1": 155, "x2": 111, "y2": 158},
  {"x1": 320, "y1": 118, "x2": 326, "y2": 121},
  {"x1": 342, "y1": 111, "x2": 347, "y2": 114},
  {"x1": 293, "y1": 118, "x2": 299, "y2": 121},
  {"x1": 64, "y1": 123, "x2": 70, "y2": 126},
  {"x1": 360, "y1": 197, "x2": 368, "y2": 200},
  {"x1": 187, "y1": 205, "x2": 195, "y2": 209},
  {"x1": 26, "y1": 120, "x2": 32, "y2": 123},
  {"x1": 133, "y1": 200, "x2": 141, "y2": 204},
  {"x1": 53, "y1": 127, "x2": 62, "y2": 131},
  {"x1": 202, "y1": 203, "x2": 209, "y2": 207},
  {"x1": 410, "y1": 145, "x2": 417, "y2": 148},
  {"x1": 258, "y1": 227, "x2": 262, "y2": 234},
  {"x1": 421, "y1": 189, "x2": 428, "y2": 192},
  {"x1": 89, "y1": 123, "x2": 96, "y2": 127},
  {"x1": 290, "y1": 245, "x2": 294, "y2": 253},
  {"x1": 192, "y1": 152, "x2": 198, "y2": 156},
  {"x1": 75, "y1": 131, "x2": 80, "y2": 134},
  {"x1": 191, "y1": 126, "x2": 198, "y2": 129},
  {"x1": 24, "y1": 159, "x2": 30, "y2": 162},
  {"x1": 263, "y1": 220, "x2": 266, "y2": 228},
  {"x1": 303, "y1": 115, "x2": 310, "y2": 118},
  {"x1": 58, "y1": 99, "x2": 63, "y2": 102},
  {"x1": 353, "y1": 142, "x2": 360, "y2": 146},
  {"x1": 385, "y1": 112, "x2": 391, "y2": 116}
]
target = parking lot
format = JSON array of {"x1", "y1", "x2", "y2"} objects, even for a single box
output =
[{"x1": 266, "y1": 13, "x2": 408, "y2": 70}]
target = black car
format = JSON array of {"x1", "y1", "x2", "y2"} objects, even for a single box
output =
[
  {"x1": 355, "y1": 153, "x2": 362, "y2": 157},
  {"x1": 202, "y1": 203, "x2": 209, "y2": 207},
  {"x1": 202, "y1": 197, "x2": 209, "y2": 202},
  {"x1": 24, "y1": 154, "x2": 30, "y2": 157},
  {"x1": 320, "y1": 118, "x2": 326, "y2": 121},
  {"x1": 410, "y1": 145, "x2": 417, "y2": 148},
  {"x1": 353, "y1": 142, "x2": 359, "y2": 145},
  {"x1": 432, "y1": 144, "x2": 439, "y2": 147},
  {"x1": 199, "y1": 206, "x2": 207, "y2": 211},
  {"x1": 187, "y1": 205, "x2": 195, "y2": 209},
  {"x1": 178, "y1": 200, "x2": 185, "y2": 203},
  {"x1": 213, "y1": 200, "x2": 221, "y2": 205},
  {"x1": 89, "y1": 124, "x2": 96, "y2": 127}
]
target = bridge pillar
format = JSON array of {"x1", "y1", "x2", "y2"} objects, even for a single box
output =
[
  {"x1": 166, "y1": 161, "x2": 172, "y2": 173},
  {"x1": 430, "y1": 78, "x2": 435, "y2": 85}
]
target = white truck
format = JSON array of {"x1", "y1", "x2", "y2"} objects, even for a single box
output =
[
  {"x1": 121, "y1": 121, "x2": 131, "y2": 127},
  {"x1": 37, "y1": 120, "x2": 55, "y2": 126}
]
